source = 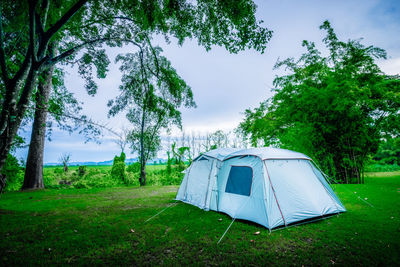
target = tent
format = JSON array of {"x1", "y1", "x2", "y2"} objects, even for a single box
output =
[{"x1": 176, "y1": 147, "x2": 346, "y2": 230}]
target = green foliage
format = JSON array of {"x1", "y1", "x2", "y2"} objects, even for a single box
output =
[
  {"x1": 126, "y1": 162, "x2": 141, "y2": 174},
  {"x1": 0, "y1": 173, "x2": 399, "y2": 265},
  {"x1": 53, "y1": 167, "x2": 64, "y2": 174},
  {"x1": 2, "y1": 154, "x2": 23, "y2": 191},
  {"x1": 239, "y1": 21, "x2": 400, "y2": 183},
  {"x1": 365, "y1": 163, "x2": 400, "y2": 172},
  {"x1": 3, "y1": 164, "x2": 184, "y2": 192},
  {"x1": 0, "y1": 0, "x2": 272, "y2": 193},
  {"x1": 373, "y1": 137, "x2": 400, "y2": 165},
  {"x1": 111, "y1": 152, "x2": 127, "y2": 182},
  {"x1": 171, "y1": 142, "x2": 190, "y2": 171},
  {"x1": 77, "y1": 166, "x2": 87, "y2": 177}
]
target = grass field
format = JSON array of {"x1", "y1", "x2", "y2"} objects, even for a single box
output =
[{"x1": 0, "y1": 172, "x2": 399, "y2": 265}]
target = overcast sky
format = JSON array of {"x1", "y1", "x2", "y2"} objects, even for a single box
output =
[{"x1": 15, "y1": 0, "x2": 400, "y2": 163}]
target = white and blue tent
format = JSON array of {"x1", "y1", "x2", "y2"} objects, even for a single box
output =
[{"x1": 176, "y1": 147, "x2": 346, "y2": 230}]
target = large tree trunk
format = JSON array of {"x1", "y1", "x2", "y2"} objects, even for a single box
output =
[
  {"x1": 0, "y1": 68, "x2": 38, "y2": 194},
  {"x1": 22, "y1": 65, "x2": 55, "y2": 190}
]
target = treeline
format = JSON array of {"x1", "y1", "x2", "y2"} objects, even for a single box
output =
[
  {"x1": 162, "y1": 130, "x2": 249, "y2": 161},
  {"x1": 238, "y1": 21, "x2": 400, "y2": 184}
]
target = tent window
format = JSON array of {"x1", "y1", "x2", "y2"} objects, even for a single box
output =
[{"x1": 225, "y1": 166, "x2": 253, "y2": 196}]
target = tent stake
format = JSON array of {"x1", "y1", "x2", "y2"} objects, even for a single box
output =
[{"x1": 217, "y1": 218, "x2": 236, "y2": 244}]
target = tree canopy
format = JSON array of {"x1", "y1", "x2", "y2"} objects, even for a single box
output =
[
  {"x1": 0, "y1": 0, "x2": 272, "y2": 192},
  {"x1": 108, "y1": 44, "x2": 196, "y2": 185},
  {"x1": 238, "y1": 21, "x2": 400, "y2": 183}
]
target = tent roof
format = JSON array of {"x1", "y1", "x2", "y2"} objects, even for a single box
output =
[
  {"x1": 200, "y1": 148, "x2": 241, "y2": 161},
  {"x1": 201, "y1": 147, "x2": 310, "y2": 161}
]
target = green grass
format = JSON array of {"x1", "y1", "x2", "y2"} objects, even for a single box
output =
[{"x1": 0, "y1": 173, "x2": 399, "y2": 265}]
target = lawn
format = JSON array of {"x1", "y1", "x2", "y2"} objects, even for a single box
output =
[{"x1": 0, "y1": 172, "x2": 399, "y2": 266}]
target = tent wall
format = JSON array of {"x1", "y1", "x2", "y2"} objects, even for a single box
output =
[
  {"x1": 176, "y1": 157, "x2": 215, "y2": 210},
  {"x1": 308, "y1": 161, "x2": 346, "y2": 211},
  {"x1": 264, "y1": 159, "x2": 345, "y2": 227}
]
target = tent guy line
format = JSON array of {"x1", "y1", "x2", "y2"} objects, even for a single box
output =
[{"x1": 144, "y1": 200, "x2": 179, "y2": 223}]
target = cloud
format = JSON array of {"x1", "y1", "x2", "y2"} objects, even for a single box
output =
[{"x1": 378, "y1": 57, "x2": 400, "y2": 75}]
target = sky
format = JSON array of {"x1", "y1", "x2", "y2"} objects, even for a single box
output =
[{"x1": 15, "y1": 0, "x2": 400, "y2": 163}]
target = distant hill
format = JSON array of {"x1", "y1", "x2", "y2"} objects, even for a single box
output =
[{"x1": 44, "y1": 157, "x2": 167, "y2": 167}]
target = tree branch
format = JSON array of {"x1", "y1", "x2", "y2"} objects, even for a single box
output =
[
  {"x1": 26, "y1": 105, "x2": 121, "y2": 138},
  {"x1": 29, "y1": 0, "x2": 38, "y2": 64},
  {"x1": 40, "y1": 37, "x2": 142, "y2": 69},
  {"x1": 145, "y1": 35, "x2": 161, "y2": 77},
  {"x1": 41, "y1": 0, "x2": 50, "y2": 28},
  {"x1": 44, "y1": 0, "x2": 88, "y2": 39},
  {"x1": 34, "y1": 11, "x2": 45, "y2": 53},
  {"x1": 0, "y1": 8, "x2": 9, "y2": 83}
]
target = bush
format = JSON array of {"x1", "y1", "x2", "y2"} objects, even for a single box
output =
[
  {"x1": 144, "y1": 165, "x2": 185, "y2": 186},
  {"x1": 127, "y1": 162, "x2": 140, "y2": 173},
  {"x1": 111, "y1": 152, "x2": 126, "y2": 182},
  {"x1": 53, "y1": 168, "x2": 64, "y2": 174},
  {"x1": 3, "y1": 154, "x2": 24, "y2": 191},
  {"x1": 365, "y1": 164, "x2": 400, "y2": 172},
  {"x1": 78, "y1": 166, "x2": 87, "y2": 177}
]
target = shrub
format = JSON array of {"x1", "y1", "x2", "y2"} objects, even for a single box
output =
[
  {"x1": 111, "y1": 152, "x2": 127, "y2": 182},
  {"x1": 53, "y1": 168, "x2": 64, "y2": 174},
  {"x1": 365, "y1": 164, "x2": 400, "y2": 172},
  {"x1": 127, "y1": 162, "x2": 140, "y2": 173},
  {"x1": 3, "y1": 154, "x2": 23, "y2": 191},
  {"x1": 78, "y1": 166, "x2": 87, "y2": 177}
]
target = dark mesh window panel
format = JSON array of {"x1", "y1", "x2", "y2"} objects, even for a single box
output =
[{"x1": 225, "y1": 166, "x2": 253, "y2": 196}]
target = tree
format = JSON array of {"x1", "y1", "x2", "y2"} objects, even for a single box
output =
[
  {"x1": 108, "y1": 44, "x2": 196, "y2": 185},
  {"x1": 0, "y1": 0, "x2": 271, "y2": 193},
  {"x1": 114, "y1": 126, "x2": 130, "y2": 153},
  {"x1": 59, "y1": 153, "x2": 71, "y2": 173},
  {"x1": 22, "y1": 58, "x2": 56, "y2": 190},
  {"x1": 23, "y1": 46, "x2": 104, "y2": 190},
  {"x1": 239, "y1": 21, "x2": 400, "y2": 183}
]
